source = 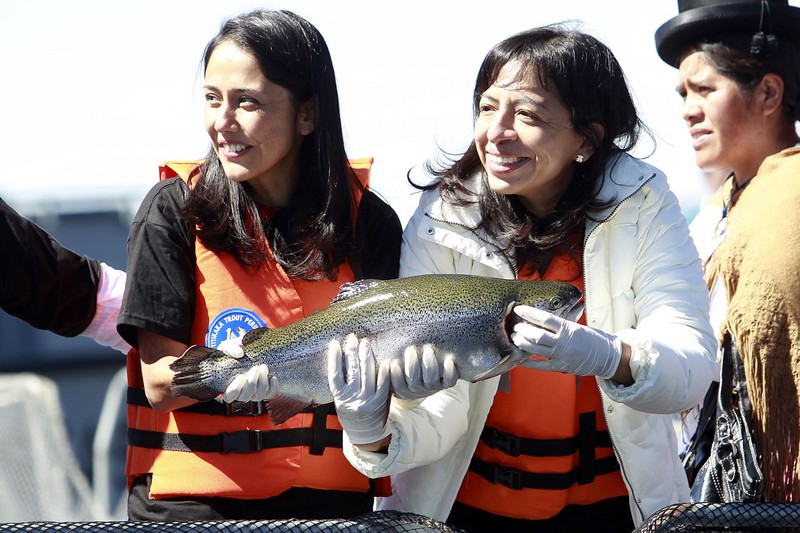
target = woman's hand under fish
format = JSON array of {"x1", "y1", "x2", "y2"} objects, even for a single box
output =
[
  {"x1": 390, "y1": 345, "x2": 459, "y2": 401},
  {"x1": 511, "y1": 305, "x2": 632, "y2": 384},
  {"x1": 219, "y1": 337, "x2": 280, "y2": 403},
  {"x1": 328, "y1": 334, "x2": 392, "y2": 445}
]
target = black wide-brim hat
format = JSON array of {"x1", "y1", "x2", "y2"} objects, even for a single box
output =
[{"x1": 655, "y1": 0, "x2": 800, "y2": 67}]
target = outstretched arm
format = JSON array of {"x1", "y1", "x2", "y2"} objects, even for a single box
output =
[{"x1": 0, "y1": 196, "x2": 100, "y2": 336}]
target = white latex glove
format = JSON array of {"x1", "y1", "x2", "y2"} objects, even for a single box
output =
[
  {"x1": 328, "y1": 334, "x2": 391, "y2": 445},
  {"x1": 390, "y1": 344, "x2": 459, "y2": 401},
  {"x1": 219, "y1": 336, "x2": 279, "y2": 403},
  {"x1": 511, "y1": 305, "x2": 622, "y2": 379}
]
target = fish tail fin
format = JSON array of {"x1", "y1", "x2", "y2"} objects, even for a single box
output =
[{"x1": 169, "y1": 345, "x2": 221, "y2": 402}]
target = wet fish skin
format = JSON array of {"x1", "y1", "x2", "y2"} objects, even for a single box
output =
[{"x1": 170, "y1": 274, "x2": 583, "y2": 421}]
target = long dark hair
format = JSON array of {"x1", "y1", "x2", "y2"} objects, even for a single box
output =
[
  {"x1": 182, "y1": 9, "x2": 360, "y2": 280},
  {"x1": 417, "y1": 23, "x2": 647, "y2": 276}
]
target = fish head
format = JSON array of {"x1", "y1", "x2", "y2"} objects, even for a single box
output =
[
  {"x1": 515, "y1": 280, "x2": 584, "y2": 321},
  {"x1": 470, "y1": 281, "x2": 583, "y2": 382}
]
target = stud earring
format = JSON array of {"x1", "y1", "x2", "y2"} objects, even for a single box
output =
[{"x1": 575, "y1": 154, "x2": 585, "y2": 163}]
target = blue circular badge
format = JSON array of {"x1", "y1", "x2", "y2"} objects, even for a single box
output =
[{"x1": 206, "y1": 308, "x2": 267, "y2": 348}]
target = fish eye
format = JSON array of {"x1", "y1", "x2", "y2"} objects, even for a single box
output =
[{"x1": 549, "y1": 296, "x2": 564, "y2": 310}]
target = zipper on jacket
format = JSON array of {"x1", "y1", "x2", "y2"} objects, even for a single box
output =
[
  {"x1": 423, "y1": 211, "x2": 518, "y2": 278},
  {"x1": 583, "y1": 171, "x2": 655, "y2": 523}
]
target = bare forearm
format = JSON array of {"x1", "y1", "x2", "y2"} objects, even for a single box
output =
[
  {"x1": 612, "y1": 342, "x2": 634, "y2": 386},
  {"x1": 355, "y1": 435, "x2": 391, "y2": 453},
  {"x1": 138, "y1": 329, "x2": 199, "y2": 412}
]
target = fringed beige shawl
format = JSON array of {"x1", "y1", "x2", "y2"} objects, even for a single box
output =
[{"x1": 704, "y1": 147, "x2": 800, "y2": 501}]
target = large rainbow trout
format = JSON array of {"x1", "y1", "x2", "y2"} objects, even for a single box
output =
[{"x1": 170, "y1": 274, "x2": 583, "y2": 423}]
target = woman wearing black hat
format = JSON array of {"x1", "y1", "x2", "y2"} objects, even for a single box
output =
[{"x1": 656, "y1": 0, "x2": 800, "y2": 502}]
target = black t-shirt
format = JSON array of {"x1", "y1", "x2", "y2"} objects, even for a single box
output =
[
  {"x1": 0, "y1": 196, "x2": 101, "y2": 336},
  {"x1": 117, "y1": 178, "x2": 402, "y2": 348}
]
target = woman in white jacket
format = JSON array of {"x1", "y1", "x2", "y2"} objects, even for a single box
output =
[{"x1": 332, "y1": 24, "x2": 717, "y2": 531}]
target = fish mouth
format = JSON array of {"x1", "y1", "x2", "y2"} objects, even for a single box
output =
[
  {"x1": 565, "y1": 300, "x2": 585, "y2": 322},
  {"x1": 501, "y1": 298, "x2": 584, "y2": 338},
  {"x1": 503, "y1": 300, "x2": 522, "y2": 342}
]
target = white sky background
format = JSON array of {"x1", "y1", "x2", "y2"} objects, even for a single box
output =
[{"x1": 3, "y1": 0, "x2": 784, "y2": 226}]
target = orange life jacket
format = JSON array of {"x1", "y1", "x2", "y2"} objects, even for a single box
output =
[
  {"x1": 126, "y1": 159, "x2": 387, "y2": 499},
  {"x1": 456, "y1": 250, "x2": 628, "y2": 520}
]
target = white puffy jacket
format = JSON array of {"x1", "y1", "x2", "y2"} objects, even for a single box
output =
[{"x1": 344, "y1": 153, "x2": 717, "y2": 527}]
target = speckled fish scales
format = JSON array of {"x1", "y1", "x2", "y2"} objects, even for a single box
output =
[{"x1": 170, "y1": 274, "x2": 582, "y2": 420}]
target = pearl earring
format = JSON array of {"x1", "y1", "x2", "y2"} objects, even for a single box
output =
[{"x1": 575, "y1": 154, "x2": 585, "y2": 163}]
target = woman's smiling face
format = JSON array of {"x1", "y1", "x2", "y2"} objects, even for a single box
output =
[
  {"x1": 474, "y1": 61, "x2": 588, "y2": 217},
  {"x1": 203, "y1": 40, "x2": 314, "y2": 207}
]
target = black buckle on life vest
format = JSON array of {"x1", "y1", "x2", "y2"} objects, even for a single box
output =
[
  {"x1": 128, "y1": 387, "x2": 271, "y2": 417},
  {"x1": 470, "y1": 455, "x2": 621, "y2": 491},
  {"x1": 129, "y1": 386, "x2": 326, "y2": 418},
  {"x1": 480, "y1": 415, "x2": 614, "y2": 459},
  {"x1": 221, "y1": 430, "x2": 264, "y2": 453},
  {"x1": 491, "y1": 464, "x2": 524, "y2": 490},
  {"x1": 128, "y1": 426, "x2": 344, "y2": 454},
  {"x1": 472, "y1": 413, "x2": 621, "y2": 490},
  {"x1": 483, "y1": 427, "x2": 522, "y2": 457},
  {"x1": 224, "y1": 400, "x2": 268, "y2": 417}
]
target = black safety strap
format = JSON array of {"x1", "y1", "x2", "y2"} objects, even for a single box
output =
[
  {"x1": 128, "y1": 426, "x2": 343, "y2": 454},
  {"x1": 310, "y1": 403, "x2": 336, "y2": 455},
  {"x1": 472, "y1": 412, "x2": 618, "y2": 490},
  {"x1": 479, "y1": 414, "x2": 613, "y2": 457},
  {"x1": 127, "y1": 387, "x2": 322, "y2": 417},
  {"x1": 469, "y1": 455, "x2": 620, "y2": 491},
  {"x1": 127, "y1": 387, "x2": 341, "y2": 455},
  {"x1": 576, "y1": 413, "x2": 596, "y2": 484},
  {"x1": 128, "y1": 386, "x2": 266, "y2": 416}
]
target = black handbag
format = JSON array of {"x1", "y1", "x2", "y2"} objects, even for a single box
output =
[
  {"x1": 689, "y1": 333, "x2": 764, "y2": 502},
  {"x1": 680, "y1": 378, "x2": 719, "y2": 487}
]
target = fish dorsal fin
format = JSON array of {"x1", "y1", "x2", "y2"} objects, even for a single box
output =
[
  {"x1": 241, "y1": 327, "x2": 268, "y2": 345},
  {"x1": 330, "y1": 279, "x2": 382, "y2": 304}
]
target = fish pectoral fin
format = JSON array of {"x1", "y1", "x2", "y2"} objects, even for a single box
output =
[
  {"x1": 266, "y1": 395, "x2": 314, "y2": 426},
  {"x1": 471, "y1": 348, "x2": 530, "y2": 382}
]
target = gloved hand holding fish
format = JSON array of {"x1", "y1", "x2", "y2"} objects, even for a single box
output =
[
  {"x1": 170, "y1": 274, "x2": 584, "y2": 425},
  {"x1": 328, "y1": 334, "x2": 392, "y2": 444},
  {"x1": 389, "y1": 344, "x2": 460, "y2": 401},
  {"x1": 217, "y1": 336, "x2": 280, "y2": 403},
  {"x1": 221, "y1": 337, "x2": 460, "y2": 404},
  {"x1": 511, "y1": 305, "x2": 623, "y2": 379}
]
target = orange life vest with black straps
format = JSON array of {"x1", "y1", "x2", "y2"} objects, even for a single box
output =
[
  {"x1": 457, "y1": 249, "x2": 628, "y2": 520},
  {"x1": 126, "y1": 158, "x2": 388, "y2": 499}
]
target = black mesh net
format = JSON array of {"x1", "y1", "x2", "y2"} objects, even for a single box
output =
[
  {"x1": 0, "y1": 511, "x2": 464, "y2": 533},
  {"x1": 635, "y1": 502, "x2": 800, "y2": 532},
  {"x1": 3, "y1": 504, "x2": 800, "y2": 532}
]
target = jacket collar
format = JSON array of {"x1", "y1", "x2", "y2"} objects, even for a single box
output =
[{"x1": 590, "y1": 152, "x2": 660, "y2": 224}]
